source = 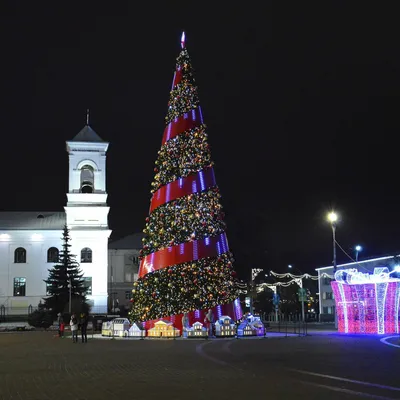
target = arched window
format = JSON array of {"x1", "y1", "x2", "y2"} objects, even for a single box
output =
[
  {"x1": 81, "y1": 247, "x2": 92, "y2": 263},
  {"x1": 80, "y1": 165, "x2": 94, "y2": 193},
  {"x1": 14, "y1": 247, "x2": 26, "y2": 263},
  {"x1": 47, "y1": 247, "x2": 59, "y2": 263}
]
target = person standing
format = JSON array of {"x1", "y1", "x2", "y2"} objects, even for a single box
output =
[
  {"x1": 80, "y1": 313, "x2": 89, "y2": 343},
  {"x1": 57, "y1": 313, "x2": 63, "y2": 338},
  {"x1": 204, "y1": 309, "x2": 214, "y2": 337},
  {"x1": 70, "y1": 313, "x2": 78, "y2": 343}
]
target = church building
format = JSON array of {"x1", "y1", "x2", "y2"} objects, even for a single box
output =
[{"x1": 0, "y1": 124, "x2": 111, "y2": 315}]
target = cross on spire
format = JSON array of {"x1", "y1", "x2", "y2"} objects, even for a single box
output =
[{"x1": 86, "y1": 109, "x2": 90, "y2": 125}]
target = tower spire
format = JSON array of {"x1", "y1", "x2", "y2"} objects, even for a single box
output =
[{"x1": 86, "y1": 109, "x2": 90, "y2": 126}]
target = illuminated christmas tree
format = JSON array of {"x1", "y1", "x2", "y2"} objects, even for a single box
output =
[{"x1": 129, "y1": 33, "x2": 242, "y2": 327}]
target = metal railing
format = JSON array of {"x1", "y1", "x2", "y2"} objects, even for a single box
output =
[{"x1": 265, "y1": 320, "x2": 308, "y2": 336}]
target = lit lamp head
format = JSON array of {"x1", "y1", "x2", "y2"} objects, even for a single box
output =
[
  {"x1": 288, "y1": 265, "x2": 293, "y2": 269},
  {"x1": 327, "y1": 212, "x2": 338, "y2": 224},
  {"x1": 355, "y1": 245, "x2": 362, "y2": 252}
]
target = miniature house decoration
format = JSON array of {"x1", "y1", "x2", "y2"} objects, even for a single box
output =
[
  {"x1": 101, "y1": 318, "x2": 131, "y2": 337},
  {"x1": 237, "y1": 321, "x2": 255, "y2": 336},
  {"x1": 215, "y1": 315, "x2": 237, "y2": 337},
  {"x1": 127, "y1": 322, "x2": 146, "y2": 338},
  {"x1": 113, "y1": 318, "x2": 132, "y2": 337},
  {"x1": 238, "y1": 314, "x2": 265, "y2": 337},
  {"x1": 147, "y1": 319, "x2": 180, "y2": 338},
  {"x1": 101, "y1": 321, "x2": 113, "y2": 337},
  {"x1": 187, "y1": 321, "x2": 208, "y2": 338}
]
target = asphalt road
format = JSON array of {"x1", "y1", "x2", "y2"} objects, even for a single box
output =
[{"x1": 0, "y1": 332, "x2": 399, "y2": 399}]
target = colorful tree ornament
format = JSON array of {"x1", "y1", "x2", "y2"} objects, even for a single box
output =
[{"x1": 129, "y1": 32, "x2": 242, "y2": 330}]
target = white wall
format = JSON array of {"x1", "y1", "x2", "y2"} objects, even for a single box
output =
[
  {"x1": 108, "y1": 249, "x2": 139, "y2": 310},
  {"x1": 70, "y1": 230, "x2": 111, "y2": 313},
  {"x1": 0, "y1": 230, "x2": 63, "y2": 311},
  {"x1": 0, "y1": 229, "x2": 111, "y2": 314}
]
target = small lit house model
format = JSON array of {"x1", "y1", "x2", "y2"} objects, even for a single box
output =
[
  {"x1": 215, "y1": 315, "x2": 237, "y2": 337},
  {"x1": 101, "y1": 318, "x2": 131, "y2": 337},
  {"x1": 237, "y1": 320, "x2": 256, "y2": 336},
  {"x1": 147, "y1": 319, "x2": 180, "y2": 338},
  {"x1": 238, "y1": 314, "x2": 265, "y2": 337},
  {"x1": 101, "y1": 321, "x2": 113, "y2": 337},
  {"x1": 187, "y1": 321, "x2": 208, "y2": 338},
  {"x1": 127, "y1": 322, "x2": 146, "y2": 338}
]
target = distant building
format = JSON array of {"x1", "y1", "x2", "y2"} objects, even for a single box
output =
[
  {"x1": 108, "y1": 233, "x2": 143, "y2": 313},
  {"x1": 316, "y1": 254, "x2": 399, "y2": 322},
  {"x1": 0, "y1": 124, "x2": 111, "y2": 315}
]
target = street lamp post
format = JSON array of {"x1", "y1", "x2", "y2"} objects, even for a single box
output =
[
  {"x1": 355, "y1": 245, "x2": 362, "y2": 262},
  {"x1": 289, "y1": 265, "x2": 305, "y2": 323},
  {"x1": 250, "y1": 268, "x2": 263, "y2": 315},
  {"x1": 68, "y1": 277, "x2": 72, "y2": 314},
  {"x1": 327, "y1": 211, "x2": 338, "y2": 328}
]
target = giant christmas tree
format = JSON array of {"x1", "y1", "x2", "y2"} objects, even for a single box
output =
[{"x1": 129, "y1": 33, "x2": 242, "y2": 329}]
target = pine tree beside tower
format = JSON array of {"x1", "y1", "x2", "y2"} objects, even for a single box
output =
[
  {"x1": 129, "y1": 33, "x2": 242, "y2": 328},
  {"x1": 43, "y1": 225, "x2": 89, "y2": 317}
]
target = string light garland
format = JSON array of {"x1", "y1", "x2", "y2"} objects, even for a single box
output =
[
  {"x1": 151, "y1": 126, "x2": 212, "y2": 193},
  {"x1": 165, "y1": 49, "x2": 199, "y2": 123},
  {"x1": 141, "y1": 189, "x2": 226, "y2": 257},
  {"x1": 269, "y1": 271, "x2": 333, "y2": 280},
  {"x1": 129, "y1": 34, "x2": 240, "y2": 324},
  {"x1": 130, "y1": 253, "x2": 238, "y2": 322},
  {"x1": 256, "y1": 271, "x2": 333, "y2": 293}
]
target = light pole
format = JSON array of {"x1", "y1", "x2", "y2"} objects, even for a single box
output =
[
  {"x1": 289, "y1": 265, "x2": 305, "y2": 323},
  {"x1": 68, "y1": 277, "x2": 72, "y2": 314},
  {"x1": 355, "y1": 245, "x2": 362, "y2": 262},
  {"x1": 327, "y1": 212, "x2": 338, "y2": 273},
  {"x1": 250, "y1": 268, "x2": 263, "y2": 315},
  {"x1": 327, "y1": 211, "x2": 338, "y2": 328}
]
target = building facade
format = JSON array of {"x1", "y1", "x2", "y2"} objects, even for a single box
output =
[
  {"x1": 0, "y1": 124, "x2": 111, "y2": 315},
  {"x1": 108, "y1": 233, "x2": 143, "y2": 314},
  {"x1": 316, "y1": 255, "x2": 399, "y2": 322}
]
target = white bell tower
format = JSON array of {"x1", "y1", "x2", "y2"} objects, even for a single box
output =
[{"x1": 65, "y1": 123, "x2": 111, "y2": 313}]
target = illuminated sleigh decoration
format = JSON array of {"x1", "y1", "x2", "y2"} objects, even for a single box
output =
[{"x1": 331, "y1": 267, "x2": 400, "y2": 335}]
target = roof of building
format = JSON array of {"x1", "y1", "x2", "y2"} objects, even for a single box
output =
[
  {"x1": 71, "y1": 125, "x2": 104, "y2": 142},
  {"x1": 108, "y1": 233, "x2": 144, "y2": 249},
  {"x1": 0, "y1": 212, "x2": 66, "y2": 230},
  {"x1": 315, "y1": 254, "x2": 400, "y2": 271}
]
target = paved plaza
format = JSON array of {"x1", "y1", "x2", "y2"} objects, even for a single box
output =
[{"x1": 0, "y1": 331, "x2": 399, "y2": 399}]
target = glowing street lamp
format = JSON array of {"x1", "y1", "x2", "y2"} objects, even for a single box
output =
[
  {"x1": 327, "y1": 212, "x2": 338, "y2": 273},
  {"x1": 355, "y1": 245, "x2": 362, "y2": 262},
  {"x1": 327, "y1": 211, "x2": 339, "y2": 329}
]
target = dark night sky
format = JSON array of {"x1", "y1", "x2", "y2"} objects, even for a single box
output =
[{"x1": 1, "y1": 5, "x2": 400, "y2": 279}]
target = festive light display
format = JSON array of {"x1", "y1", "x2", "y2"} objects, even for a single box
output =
[
  {"x1": 129, "y1": 33, "x2": 241, "y2": 328},
  {"x1": 257, "y1": 271, "x2": 333, "y2": 293},
  {"x1": 331, "y1": 267, "x2": 400, "y2": 334}
]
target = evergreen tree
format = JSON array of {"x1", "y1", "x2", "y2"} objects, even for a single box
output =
[
  {"x1": 43, "y1": 225, "x2": 88, "y2": 316},
  {"x1": 129, "y1": 33, "x2": 240, "y2": 323}
]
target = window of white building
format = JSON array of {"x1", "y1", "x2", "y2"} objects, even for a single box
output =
[
  {"x1": 14, "y1": 248, "x2": 26, "y2": 263},
  {"x1": 47, "y1": 247, "x2": 59, "y2": 263},
  {"x1": 13, "y1": 278, "x2": 26, "y2": 296},
  {"x1": 323, "y1": 292, "x2": 333, "y2": 300},
  {"x1": 83, "y1": 277, "x2": 92, "y2": 295},
  {"x1": 81, "y1": 248, "x2": 92, "y2": 263},
  {"x1": 124, "y1": 272, "x2": 132, "y2": 282}
]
